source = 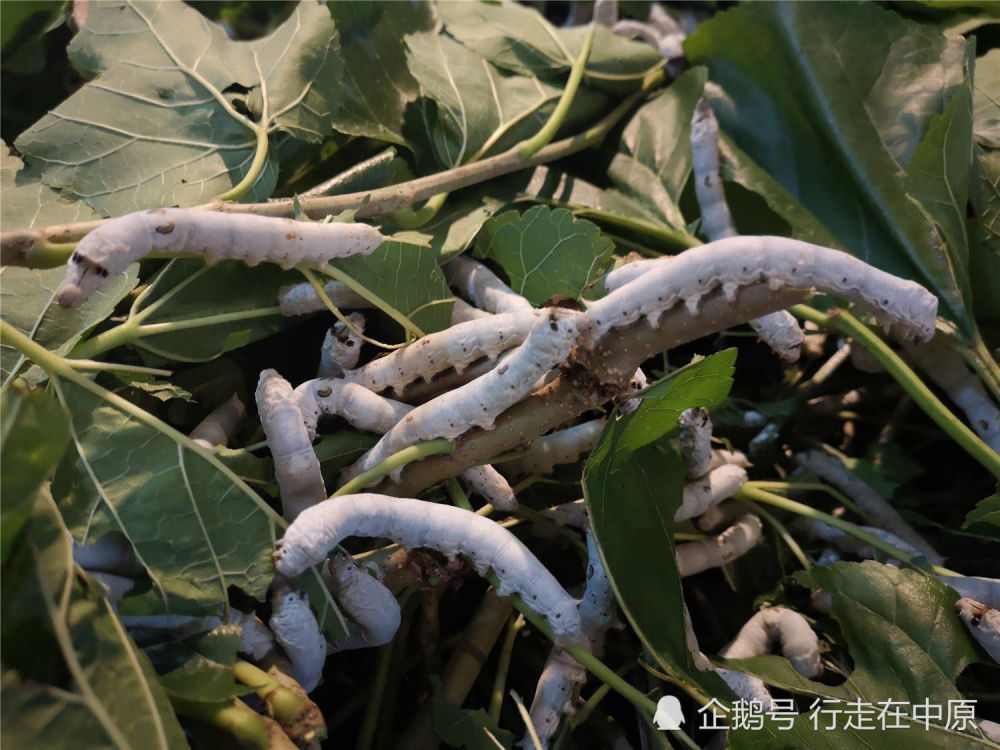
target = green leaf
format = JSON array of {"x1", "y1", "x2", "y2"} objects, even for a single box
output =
[
  {"x1": 583, "y1": 350, "x2": 737, "y2": 697},
  {"x1": 970, "y1": 146, "x2": 1000, "y2": 321},
  {"x1": 430, "y1": 676, "x2": 515, "y2": 750},
  {"x1": 685, "y1": 3, "x2": 978, "y2": 339},
  {"x1": 962, "y1": 489, "x2": 1000, "y2": 540},
  {"x1": 331, "y1": 239, "x2": 454, "y2": 334},
  {"x1": 114, "y1": 260, "x2": 300, "y2": 363},
  {"x1": 473, "y1": 206, "x2": 614, "y2": 305},
  {"x1": 15, "y1": 0, "x2": 343, "y2": 217},
  {"x1": 1, "y1": 145, "x2": 138, "y2": 386},
  {"x1": 157, "y1": 625, "x2": 252, "y2": 704},
  {"x1": 1, "y1": 486, "x2": 187, "y2": 749},
  {"x1": 972, "y1": 50, "x2": 1000, "y2": 148},
  {"x1": 328, "y1": 1, "x2": 435, "y2": 146},
  {"x1": 0, "y1": 386, "x2": 70, "y2": 564},
  {"x1": 404, "y1": 31, "x2": 606, "y2": 169},
  {"x1": 47, "y1": 375, "x2": 348, "y2": 641},
  {"x1": 728, "y1": 562, "x2": 986, "y2": 749},
  {"x1": 437, "y1": 1, "x2": 662, "y2": 93}
]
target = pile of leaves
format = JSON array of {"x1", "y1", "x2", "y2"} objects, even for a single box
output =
[{"x1": 2, "y1": 2, "x2": 998, "y2": 749}]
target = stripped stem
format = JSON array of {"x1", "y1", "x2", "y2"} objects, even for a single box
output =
[
  {"x1": 169, "y1": 697, "x2": 269, "y2": 749},
  {"x1": 233, "y1": 660, "x2": 304, "y2": 726},
  {"x1": 332, "y1": 440, "x2": 455, "y2": 498},
  {"x1": 791, "y1": 305, "x2": 1000, "y2": 479},
  {"x1": 737, "y1": 483, "x2": 960, "y2": 576},
  {"x1": 489, "y1": 614, "x2": 526, "y2": 723}
]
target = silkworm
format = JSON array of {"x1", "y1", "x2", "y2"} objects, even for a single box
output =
[
  {"x1": 937, "y1": 575, "x2": 1000, "y2": 609},
  {"x1": 322, "y1": 551, "x2": 401, "y2": 653},
  {"x1": 526, "y1": 647, "x2": 586, "y2": 749},
  {"x1": 504, "y1": 419, "x2": 606, "y2": 477},
  {"x1": 72, "y1": 533, "x2": 143, "y2": 576},
  {"x1": 295, "y1": 377, "x2": 413, "y2": 441},
  {"x1": 720, "y1": 608, "x2": 823, "y2": 678},
  {"x1": 443, "y1": 255, "x2": 535, "y2": 315},
  {"x1": 256, "y1": 369, "x2": 327, "y2": 521},
  {"x1": 278, "y1": 279, "x2": 372, "y2": 316},
  {"x1": 341, "y1": 310, "x2": 539, "y2": 395},
  {"x1": 231, "y1": 609, "x2": 275, "y2": 661},
  {"x1": 460, "y1": 464, "x2": 518, "y2": 512},
  {"x1": 749, "y1": 422, "x2": 780, "y2": 457},
  {"x1": 578, "y1": 528, "x2": 614, "y2": 651},
  {"x1": 543, "y1": 499, "x2": 588, "y2": 529},
  {"x1": 708, "y1": 448, "x2": 752, "y2": 472},
  {"x1": 955, "y1": 598, "x2": 1000, "y2": 663},
  {"x1": 980, "y1": 719, "x2": 1000, "y2": 743},
  {"x1": 793, "y1": 517, "x2": 924, "y2": 562},
  {"x1": 450, "y1": 298, "x2": 493, "y2": 323},
  {"x1": 902, "y1": 340, "x2": 1000, "y2": 453},
  {"x1": 586, "y1": 235, "x2": 938, "y2": 345},
  {"x1": 87, "y1": 571, "x2": 134, "y2": 610},
  {"x1": 190, "y1": 394, "x2": 246, "y2": 449},
  {"x1": 617, "y1": 367, "x2": 648, "y2": 413},
  {"x1": 270, "y1": 582, "x2": 327, "y2": 693},
  {"x1": 293, "y1": 377, "x2": 518, "y2": 510},
  {"x1": 674, "y1": 464, "x2": 748, "y2": 522},
  {"x1": 56, "y1": 209, "x2": 385, "y2": 308},
  {"x1": 274, "y1": 495, "x2": 584, "y2": 643},
  {"x1": 690, "y1": 98, "x2": 805, "y2": 362},
  {"x1": 675, "y1": 514, "x2": 763, "y2": 577},
  {"x1": 318, "y1": 313, "x2": 365, "y2": 379},
  {"x1": 795, "y1": 451, "x2": 941, "y2": 563},
  {"x1": 695, "y1": 497, "x2": 749, "y2": 533},
  {"x1": 346, "y1": 308, "x2": 589, "y2": 482},
  {"x1": 678, "y1": 407, "x2": 713, "y2": 479},
  {"x1": 714, "y1": 667, "x2": 774, "y2": 712}
]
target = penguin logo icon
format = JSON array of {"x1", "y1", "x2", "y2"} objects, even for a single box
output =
[{"x1": 653, "y1": 695, "x2": 685, "y2": 730}]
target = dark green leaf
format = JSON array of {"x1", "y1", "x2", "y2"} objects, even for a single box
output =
[
  {"x1": 474, "y1": 206, "x2": 614, "y2": 305},
  {"x1": 1, "y1": 486, "x2": 187, "y2": 748},
  {"x1": 157, "y1": 625, "x2": 252, "y2": 704},
  {"x1": 583, "y1": 350, "x2": 737, "y2": 697},
  {"x1": 973, "y1": 49, "x2": 1000, "y2": 148},
  {"x1": 0, "y1": 385, "x2": 70, "y2": 564},
  {"x1": 729, "y1": 562, "x2": 986, "y2": 749},
  {"x1": 685, "y1": 3, "x2": 977, "y2": 338},
  {"x1": 430, "y1": 676, "x2": 515, "y2": 750},
  {"x1": 962, "y1": 489, "x2": 1000, "y2": 540},
  {"x1": 970, "y1": 146, "x2": 1000, "y2": 321}
]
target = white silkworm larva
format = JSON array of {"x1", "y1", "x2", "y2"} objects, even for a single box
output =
[
  {"x1": 293, "y1": 377, "x2": 518, "y2": 510},
  {"x1": 256, "y1": 369, "x2": 327, "y2": 522},
  {"x1": 347, "y1": 309, "x2": 589, "y2": 482},
  {"x1": 278, "y1": 279, "x2": 373, "y2": 316},
  {"x1": 593, "y1": 0, "x2": 617, "y2": 26},
  {"x1": 275, "y1": 495, "x2": 584, "y2": 642},
  {"x1": 322, "y1": 551, "x2": 402, "y2": 653},
  {"x1": 231, "y1": 609, "x2": 275, "y2": 661},
  {"x1": 460, "y1": 464, "x2": 518, "y2": 512},
  {"x1": 318, "y1": 313, "x2": 365, "y2": 379},
  {"x1": 585, "y1": 235, "x2": 938, "y2": 344},
  {"x1": 794, "y1": 517, "x2": 923, "y2": 562},
  {"x1": 87, "y1": 571, "x2": 134, "y2": 609},
  {"x1": 341, "y1": 310, "x2": 539, "y2": 395},
  {"x1": 450, "y1": 298, "x2": 494, "y2": 323},
  {"x1": 443, "y1": 255, "x2": 535, "y2": 315},
  {"x1": 903, "y1": 340, "x2": 1000, "y2": 453},
  {"x1": 675, "y1": 514, "x2": 763, "y2": 577},
  {"x1": 678, "y1": 407, "x2": 713, "y2": 479},
  {"x1": 617, "y1": 367, "x2": 648, "y2": 414},
  {"x1": 691, "y1": 98, "x2": 805, "y2": 362},
  {"x1": 708, "y1": 448, "x2": 752, "y2": 472},
  {"x1": 56, "y1": 209, "x2": 385, "y2": 308},
  {"x1": 578, "y1": 528, "x2": 614, "y2": 650},
  {"x1": 795, "y1": 451, "x2": 941, "y2": 563},
  {"x1": 270, "y1": 583, "x2": 327, "y2": 693},
  {"x1": 714, "y1": 668, "x2": 773, "y2": 713},
  {"x1": 72, "y1": 533, "x2": 143, "y2": 576},
  {"x1": 937, "y1": 575, "x2": 1000, "y2": 609},
  {"x1": 189, "y1": 394, "x2": 246, "y2": 449},
  {"x1": 504, "y1": 419, "x2": 606, "y2": 477},
  {"x1": 980, "y1": 719, "x2": 1000, "y2": 743},
  {"x1": 720, "y1": 608, "x2": 823, "y2": 678},
  {"x1": 955, "y1": 598, "x2": 1000, "y2": 663},
  {"x1": 695, "y1": 498, "x2": 748, "y2": 533},
  {"x1": 543, "y1": 499, "x2": 588, "y2": 529},
  {"x1": 525, "y1": 647, "x2": 586, "y2": 749},
  {"x1": 674, "y1": 464, "x2": 748, "y2": 522}
]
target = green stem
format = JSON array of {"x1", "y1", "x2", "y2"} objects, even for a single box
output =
[
  {"x1": 233, "y1": 661, "x2": 304, "y2": 726},
  {"x1": 446, "y1": 477, "x2": 474, "y2": 512},
  {"x1": 742, "y1": 499, "x2": 812, "y2": 570},
  {"x1": 517, "y1": 24, "x2": 595, "y2": 157},
  {"x1": 489, "y1": 614, "x2": 526, "y2": 723},
  {"x1": 752, "y1": 481, "x2": 866, "y2": 521},
  {"x1": 217, "y1": 71, "x2": 270, "y2": 202},
  {"x1": 170, "y1": 697, "x2": 269, "y2": 749},
  {"x1": 965, "y1": 331, "x2": 1000, "y2": 405},
  {"x1": 332, "y1": 440, "x2": 455, "y2": 498},
  {"x1": 737, "y1": 483, "x2": 960, "y2": 576},
  {"x1": 390, "y1": 191, "x2": 449, "y2": 229},
  {"x1": 24, "y1": 240, "x2": 78, "y2": 267},
  {"x1": 317, "y1": 263, "x2": 425, "y2": 341},
  {"x1": 791, "y1": 305, "x2": 1000, "y2": 479},
  {"x1": 71, "y1": 306, "x2": 283, "y2": 359},
  {"x1": 356, "y1": 631, "x2": 397, "y2": 750},
  {"x1": 66, "y1": 360, "x2": 172, "y2": 377}
]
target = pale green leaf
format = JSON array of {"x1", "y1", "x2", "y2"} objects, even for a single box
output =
[
  {"x1": 15, "y1": 0, "x2": 343, "y2": 217},
  {"x1": 0, "y1": 145, "x2": 138, "y2": 385},
  {"x1": 473, "y1": 206, "x2": 614, "y2": 305},
  {"x1": 47, "y1": 376, "x2": 348, "y2": 641},
  {"x1": 972, "y1": 50, "x2": 1000, "y2": 148},
  {"x1": 1, "y1": 486, "x2": 187, "y2": 749}
]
